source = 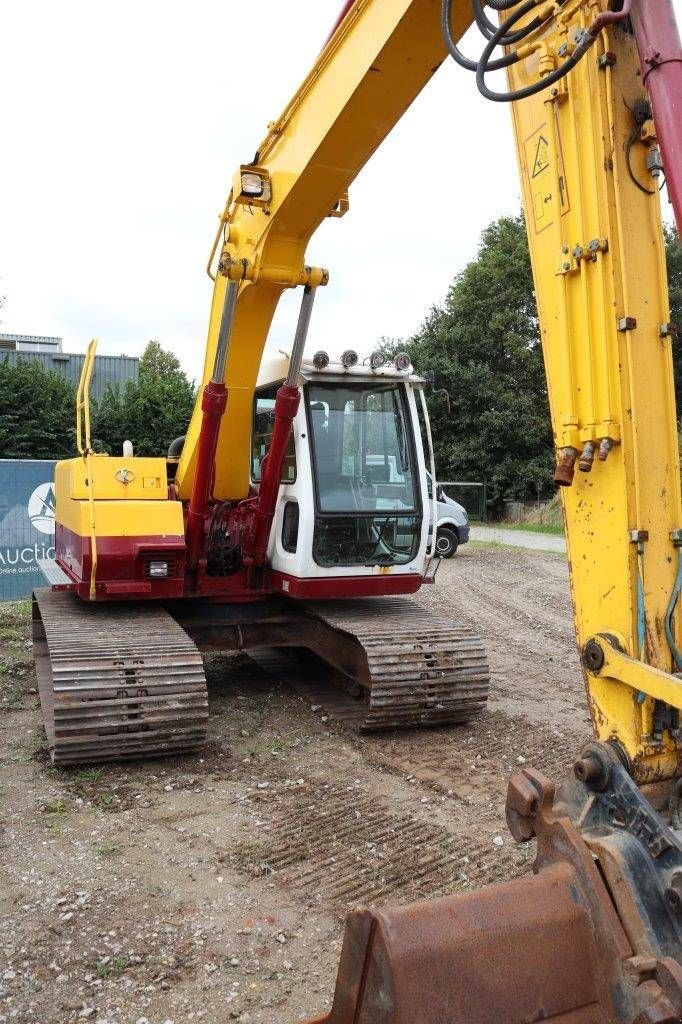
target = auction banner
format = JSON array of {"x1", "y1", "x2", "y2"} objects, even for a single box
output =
[{"x1": 0, "y1": 460, "x2": 57, "y2": 601}]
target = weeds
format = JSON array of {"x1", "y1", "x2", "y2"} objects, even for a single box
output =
[
  {"x1": 74, "y1": 767, "x2": 105, "y2": 784},
  {"x1": 96, "y1": 840, "x2": 120, "y2": 857},
  {"x1": 96, "y1": 954, "x2": 130, "y2": 978}
]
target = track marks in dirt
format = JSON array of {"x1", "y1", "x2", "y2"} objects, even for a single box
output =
[
  {"x1": 232, "y1": 774, "x2": 532, "y2": 911},
  {"x1": 363, "y1": 708, "x2": 589, "y2": 812}
]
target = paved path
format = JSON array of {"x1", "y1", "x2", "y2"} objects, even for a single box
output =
[{"x1": 470, "y1": 525, "x2": 566, "y2": 553}]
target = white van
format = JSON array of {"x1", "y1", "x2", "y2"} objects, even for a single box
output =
[{"x1": 426, "y1": 472, "x2": 470, "y2": 557}]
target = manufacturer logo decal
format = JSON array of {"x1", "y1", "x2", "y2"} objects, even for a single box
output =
[{"x1": 27, "y1": 482, "x2": 56, "y2": 535}]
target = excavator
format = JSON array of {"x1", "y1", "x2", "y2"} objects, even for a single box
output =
[{"x1": 30, "y1": 0, "x2": 682, "y2": 1018}]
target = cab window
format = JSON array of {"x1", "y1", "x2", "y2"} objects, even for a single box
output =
[{"x1": 252, "y1": 384, "x2": 297, "y2": 483}]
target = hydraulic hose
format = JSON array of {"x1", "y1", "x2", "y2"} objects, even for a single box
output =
[
  {"x1": 482, "y1": 0, "x2": 524, "y2": 9},
  {"x1": 476, "y1": 0, "x2": 590, "y2": 102},
  {"x1": 472, "y1": 0, "x2": 544, "y2": 46},
  {"x1": 441, "y1": 0, "x2": 520, "y2": 73}
]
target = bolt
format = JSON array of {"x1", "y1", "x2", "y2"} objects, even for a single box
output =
[
  {"x1": 574, "y1": 748, "x2": 610, "y2": 791},
  {"x1": 579, "y1": 441, "x2": 597, "y2": 472},
  {"x1": 598, "y1": 438, "x2": 613, "y2": 461},
  {"x1": 598, "y1": 52, "x2": 617, "y2": 69},
  {"x1": 554, "y1": 447, "x2": 578, "y2": 487},
  {"x1": 582, "y1": 639, "x2": 605, "y2": 673}
]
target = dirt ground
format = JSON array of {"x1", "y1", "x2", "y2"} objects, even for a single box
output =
[{"x1": 0, "y1": 544, "x2": 591, "y2": 1024}]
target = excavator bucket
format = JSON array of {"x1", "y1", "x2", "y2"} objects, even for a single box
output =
[
  {"x1": 306, "y1": 755, "x2": 682, "y2": 1024},
  {"x1": 313, "y1": 870, "x2": 626, "y2": 1024}
]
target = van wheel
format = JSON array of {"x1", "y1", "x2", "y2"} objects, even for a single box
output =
[{"x1": 435, "y1": 527, "x2": 458, "y2": 558}]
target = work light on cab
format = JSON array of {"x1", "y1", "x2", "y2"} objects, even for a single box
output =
[{"x1": 341, "y1": 349, "x2": 358, "y2": 368}]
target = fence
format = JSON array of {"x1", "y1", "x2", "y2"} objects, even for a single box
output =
[
  {"x1": 438, "y1": 480, "x2": 487, "y2": 521},
  {"x1": 0, "y1": 460, "x2": 57, "y2": 600}
]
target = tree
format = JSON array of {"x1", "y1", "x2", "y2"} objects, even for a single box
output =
[
  {"x1": 665, "y1": 227, "x2": 682, "y2": 398},
  {"x1": 94, "y1": 341, "x2": 196, "y2": 457},
  {"x1": 0, "y1": 358, "x2": 76, "y2": 459},
  {"x1": 139, "y1": 339, "x2": 186, "y2": 381},
  {"x1": 398, "y1": 213, "x2": 553, "y2": 514}
]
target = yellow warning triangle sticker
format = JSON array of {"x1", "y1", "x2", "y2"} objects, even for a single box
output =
[{"x1": 532, "y1": 135, "x2": 550, "y2": 178}]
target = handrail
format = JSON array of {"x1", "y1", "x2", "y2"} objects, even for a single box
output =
[
  {"x1": 76, "y1": 339, "x2": 97, "y2": 455},
  {"x1": 75, "y1": 339, "x2": 99, "y2": 599}
]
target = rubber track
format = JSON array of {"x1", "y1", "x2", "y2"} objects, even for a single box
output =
[
  {"x1": 33, "y1": 590, "x2": 208, "y2": 764},
  {"x1": 257, "y1": 597, "x2": 489, "y2": 730}
]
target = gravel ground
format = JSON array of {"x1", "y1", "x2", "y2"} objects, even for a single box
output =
[{"x1": 0, "y1": 545, "x2": 590, "y2": 1024}]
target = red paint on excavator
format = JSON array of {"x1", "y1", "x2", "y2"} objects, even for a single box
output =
[{"x1": 632, "y1": 0, "x2": 682, "y2": 232}]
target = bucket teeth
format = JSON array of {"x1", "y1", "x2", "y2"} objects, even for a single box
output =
[{"x1": 33, "y1": 589, "x2": 208, "y2": 765}]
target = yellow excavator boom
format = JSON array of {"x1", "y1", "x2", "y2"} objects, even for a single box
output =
[{"x1": 175, "y1": 0, "x2": 473, "y2": 502}]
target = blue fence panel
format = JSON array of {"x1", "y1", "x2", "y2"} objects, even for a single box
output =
[{"x1": 0, "y1": 460, "x2": 57, "y2": 601}]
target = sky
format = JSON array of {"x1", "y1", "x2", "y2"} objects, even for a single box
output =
[{"x1": 1, "y1": 0, "x2": 679, "y2": 380}]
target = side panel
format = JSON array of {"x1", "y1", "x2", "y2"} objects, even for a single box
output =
[{"x1": 507, "y1": 23, "x2": 681, "y2": 780}]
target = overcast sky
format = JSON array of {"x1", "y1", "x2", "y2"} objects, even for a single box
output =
[{"x1": 1, "y1": 1, "x2": 679, "y2": 379}]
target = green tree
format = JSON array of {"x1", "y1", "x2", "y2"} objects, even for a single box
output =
[
  {"x1": 0, "y1": 358, "x2": 77, "y2": 459},
  {"x1": 94, "y1": 341, "x2": 195, "y2": 457},
  {"x1": 398, "y1": 213, "x2": 553, "y2": 514},
  {"x1": 665, "y1": 226, "x2": 682, "y2": 398}
]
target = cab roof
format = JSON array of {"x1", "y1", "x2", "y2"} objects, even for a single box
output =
[{"x1": 256, "y1": 350, "x2": 424, "y2": 387}]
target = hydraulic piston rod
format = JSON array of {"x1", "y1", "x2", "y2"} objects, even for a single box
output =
[
  {"x1": 185, "y1": 280, "x2": 239, "y2": 574},
  {"x1": 244, "y1": 285, "x2": 317, "y2": 577}
]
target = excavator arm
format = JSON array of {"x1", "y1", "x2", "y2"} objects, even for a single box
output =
[
  {"x1": 174, "y1": 0, "x2": 474, "y2": 502},
  {"x1": 506, "y1": 0, "x2": 682, "y2": 786}
]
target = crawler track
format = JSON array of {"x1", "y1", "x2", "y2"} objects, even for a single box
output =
[
  {"x1": 255, "y1": 598, "x2": 490, "y2": 730},
  {"x1": 32, "y1": 589, "x2": 208, "y2": 764}
]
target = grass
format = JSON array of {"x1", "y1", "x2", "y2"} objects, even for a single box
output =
[
  {"x1": 492, "y1": 521, "x2": 565, "y2": 536},
  {"x1": 96, "y1": 954, "x2": 130, "y2": 978},
  {"x1": 0, "y1": 601, "x2": 34, "y2": 713},
  {"x1": 95, "y1": 793, "x2": 116, "y2": 811},
  {"x1": 74, "y1": 767, "x2": 105, "y2": 783},
  {"x1": 96, "y1": 840, "x2": 121, "y2": 857}
]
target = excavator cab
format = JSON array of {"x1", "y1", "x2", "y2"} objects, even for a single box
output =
[{"x1": 255, "y1": 349, "x2": 430, "y2": 595}]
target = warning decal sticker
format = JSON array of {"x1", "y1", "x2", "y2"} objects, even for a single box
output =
[{"x1": 531, "y1": 135, "x2": 550, "y2": 178}]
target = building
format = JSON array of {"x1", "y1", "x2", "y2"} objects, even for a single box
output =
[
  {"x1": 0, "y1": 334, "x2": 139, "y2": 402},
  {"x1": 0, "y1": 333, "x2": 62, "y2": 354}
]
